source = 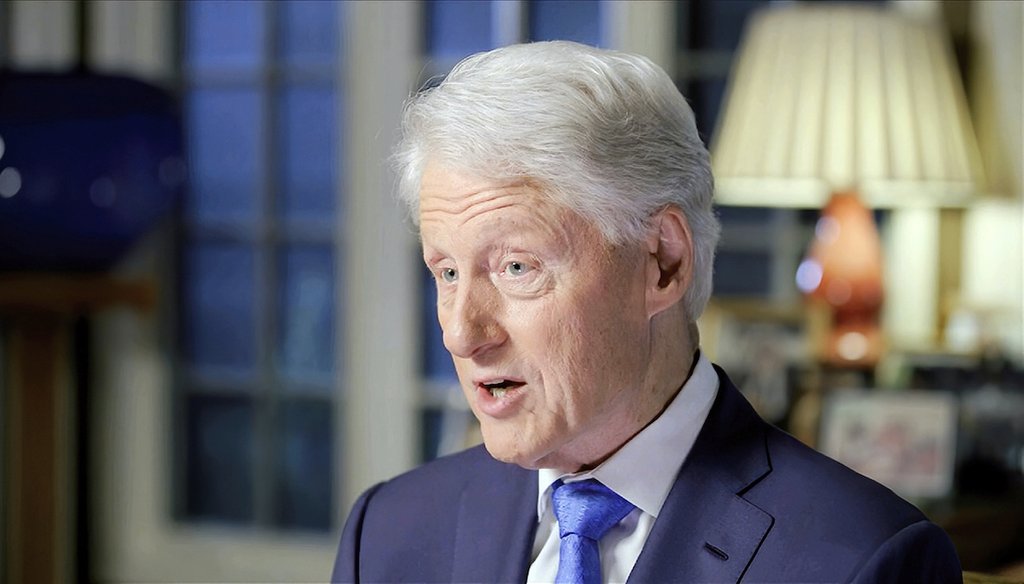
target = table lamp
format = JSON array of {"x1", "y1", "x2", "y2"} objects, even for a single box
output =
[{"x1": 711, "y1": 3, "x2": 984, "y2": 367}]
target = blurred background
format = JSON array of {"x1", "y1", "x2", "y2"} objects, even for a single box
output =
[{"x1": 0, "y1": 0, "x2": 1020, "y2": 582}]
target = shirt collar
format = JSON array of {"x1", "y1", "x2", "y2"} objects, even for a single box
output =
[{"x1": 536, "y1": 351, "x2": 719, "y2": 519}]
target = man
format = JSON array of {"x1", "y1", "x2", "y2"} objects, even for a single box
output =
[{"x1": 333, "y1": 41, "x2": 961, "y2": 583}]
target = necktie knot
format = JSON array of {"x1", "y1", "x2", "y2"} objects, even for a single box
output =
[
  {"x1": 551, "y1": 479, "x2": 635, "y2": 584},
  {"x1": 552, "y1": 479, "x2": 634, "y2": 540}
]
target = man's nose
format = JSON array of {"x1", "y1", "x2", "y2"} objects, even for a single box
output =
[{"x1": 441, "y1": 281, "x2": 506, "y2": 359}]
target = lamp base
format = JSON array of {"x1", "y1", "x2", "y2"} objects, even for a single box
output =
[{"x1": 822, "y1": 321, "x2": 884, "y2": 368}]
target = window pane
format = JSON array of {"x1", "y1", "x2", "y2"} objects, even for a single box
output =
[
  {"x1": 426, "y1": 0, "x2": 494, "y2": 61},
  {"x1": 277, "y1": 87, "x2": 338, "y2": 221},
  {"x1": 689, "y1": 0, "x2": 765, "y2": 52},
  {"x1": 185, "y1": 395, "x2": 255, "y2": 523},
  {"x1": 278, "y1": 245, "x2": 336, "y2": 386},
  {"x1": 422, "y1": 267, "x2": 457, "y2": 381},
  {"x1": 717, "y1": 206, "x2": 776, "y2": 226},
  {"x1": 186, "y1": 0, "x2": 267, "y2": 72},
  {"x1": 691, "y1": 78, "x2": 727, "y2": 144},
  {"x1": 274, "y1": 400, "x2": 333, "y2": 530},
  {"x1": 713, "y1": 250, "x2": 774, "y2": 297},
  {"x1": 184, "y1": 243, "x2": 259, "y2": 371},
  {"x1": 280, "y1": 0, "x2": 339, "y2": 69},
  {"x1": 187, "y1": 88, "x2": 265, "y2": 225},
  {"x1": 529, "y1": 0, "x2": 603, "y2": 47}
]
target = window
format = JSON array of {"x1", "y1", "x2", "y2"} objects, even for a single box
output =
[
  {"x1": 177, "y1": 0, "x2": 342, "y2": 531},
  {"x1": 421, "y1": 0, "x2": 607, "y2": 76},
  {"x1": 529, "y1": 0, "x2": 603, "y2": 47}
]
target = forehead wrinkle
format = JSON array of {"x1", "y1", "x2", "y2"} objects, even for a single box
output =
[
  {"x1": 419, "y1": 182, "x2": 535, "y2": 228},
  {"x1": 417, "y1": 165, "x2": 603, "y2": 258},
  {"x1": 421, "y1": 196, "x2": 588, "y2": 265},
  {"x1": 421, "y1": 199, "x2": 519, "y2": 230}
]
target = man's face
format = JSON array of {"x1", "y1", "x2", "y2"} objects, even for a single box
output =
[{"x1": 419, "y1": 163, "x2": 657, "y2": 472}]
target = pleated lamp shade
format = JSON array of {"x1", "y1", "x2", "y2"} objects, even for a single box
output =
[{"x1": 711, "y1": 4, "x2": 984, "y2": 208}]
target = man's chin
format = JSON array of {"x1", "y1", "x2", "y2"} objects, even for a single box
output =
[
  {"x1": 483, "y1": 440, "x2": 525, "y2": 467},
  {"x1": 481, "y1": 437, "x2": 578, "y2": 472},
  {"x1": 481, "y1": 437, "x2": 543, "y2": 470}
]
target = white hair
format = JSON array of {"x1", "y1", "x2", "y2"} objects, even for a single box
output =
[{"x1": 395, "y1": 41, "x2": 720, "y2": 322}]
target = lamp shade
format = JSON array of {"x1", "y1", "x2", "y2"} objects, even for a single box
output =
[{"x1": 711, "y1": 4, "x2": 983, "y2": 208}]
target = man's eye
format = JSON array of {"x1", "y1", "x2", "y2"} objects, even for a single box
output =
[
  {"x1": 440, "y1": 267, "x2": 458, "y2": 283},
  {"x1": 504, "y1": 261, "x2": 531, "y2": 277}
]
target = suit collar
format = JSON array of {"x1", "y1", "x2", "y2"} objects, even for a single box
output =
[
  {"x1": 448, "y1": 368, "x2": 773, "y2": 583},
  {"x1": 535, "y1": 352, "x2": 720, "y2": 519},
  {"x1": 628, "y1": 367, "x2": 774, "y2": 583},
  {"x1": 451, "y1": 449, "x2": 538, "y2": 583}
]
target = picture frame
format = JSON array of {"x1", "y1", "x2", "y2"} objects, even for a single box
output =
[
  {"x1": 699, "y1": 299, "x2": 810, "y2": 424},
  {"x1": 819, "y1": 390, "x2": 958, "y2": 500}
]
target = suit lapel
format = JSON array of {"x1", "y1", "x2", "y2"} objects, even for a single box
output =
[
  {"x1": 628, "y1": 368, "x2": 774, "y2": 583},
  {"x1": 451, "y1": 458, "x2": 538, "y2": 583}
]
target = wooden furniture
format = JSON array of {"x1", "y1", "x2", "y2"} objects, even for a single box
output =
[{"x1": 1, "y1": 274, "x2": 154, "y2": 584}]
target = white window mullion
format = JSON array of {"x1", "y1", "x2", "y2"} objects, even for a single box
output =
[
  {"x1": 89, "y1": 0, "x2": 175, "y2": 85},
  {"x1": 9, "y1": 0, "x2": 77, "y2": 70},
  {"x1": 603, "y1": 0, "x2": 675, "y2": 72},
  {"x1": 342, "y1": 0, "x2": 421, "y2": 512}
]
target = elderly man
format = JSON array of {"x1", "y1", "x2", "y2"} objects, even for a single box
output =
[{"x1": 333, "y1": 41, "x2": 961, "y2": 583}]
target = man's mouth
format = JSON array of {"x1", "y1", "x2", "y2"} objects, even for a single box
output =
[{"x1": 479, "y1": 379, "x2": 526, "y2": 398}]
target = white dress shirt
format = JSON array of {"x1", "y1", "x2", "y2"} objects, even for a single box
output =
[{"x1": 526, "y1": 352, "x2": 719, "y2": 584}]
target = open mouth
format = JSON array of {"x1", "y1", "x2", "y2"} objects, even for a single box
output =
[{"x1": 480, "y1": 379, "x2": 526, "y2": 398}]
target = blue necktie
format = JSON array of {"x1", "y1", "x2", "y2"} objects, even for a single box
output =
[{"x1": 551, "y1": 479, "x2": 635, "y2": 584}]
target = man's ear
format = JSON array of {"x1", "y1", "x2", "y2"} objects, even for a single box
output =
[{"x1": 644, "y1": 205, "x2": 694, "y2": 319}]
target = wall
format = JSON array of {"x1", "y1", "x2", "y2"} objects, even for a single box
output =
[{"x1": 962, "y1": 0, "x2": 1023, "y2": 358}]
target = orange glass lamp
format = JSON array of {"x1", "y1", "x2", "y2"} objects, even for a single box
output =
[{"x1": 796, "y1": 192, "x2": 885, "y2": 366}]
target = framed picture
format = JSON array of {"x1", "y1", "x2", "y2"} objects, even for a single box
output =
[
  {"x1": 819, "y1": 390, "x2": 958, "y2": 500},
  {"x1": 699, "y1": 300, "x2": 810, "y2": 424}
]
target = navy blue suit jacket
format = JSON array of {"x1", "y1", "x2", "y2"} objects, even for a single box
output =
[{"x1": 333, "y1": 367, "x2": 962, "y2": 583}]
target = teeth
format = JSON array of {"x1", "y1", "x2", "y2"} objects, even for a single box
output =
[{"x1": 491, "y1": 388, "x2": 507, "y2": 398}]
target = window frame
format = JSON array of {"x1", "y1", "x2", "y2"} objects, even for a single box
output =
[
  {"x1": 90, "y1": 3, "x2": 420, "y2": 580},
  {"x1": 173, "y1": 0, "x2": 342, "y2": 532}
]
